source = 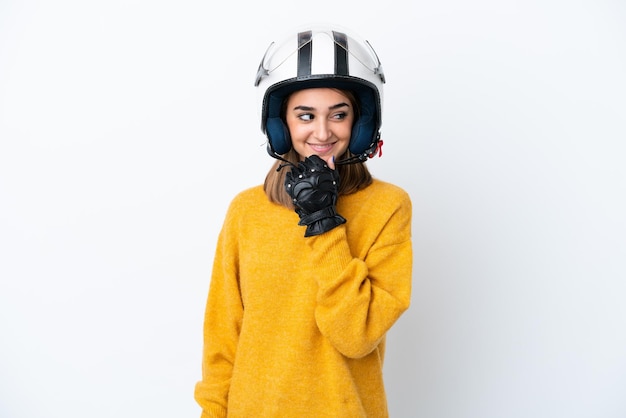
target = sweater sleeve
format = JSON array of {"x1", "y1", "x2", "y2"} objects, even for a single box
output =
[
  {"x1": 194, "y1": 205, "x2": 243, "y2": 418},
  {"x1": 311, "y1": 189, "x2": 412, "y2": 359}
]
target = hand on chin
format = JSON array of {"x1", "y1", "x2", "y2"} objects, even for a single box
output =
[{"x1": 307, "y1": 153, "x2": 335, "y2": 170}]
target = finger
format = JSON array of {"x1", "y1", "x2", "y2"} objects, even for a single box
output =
[{"x1": 327, "y1": 155, "x2": 336, "y2": 170}]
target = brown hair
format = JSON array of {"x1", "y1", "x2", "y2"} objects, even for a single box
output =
[{"x1": 263, "y1": 89, "x2": 373, "y2": 209}]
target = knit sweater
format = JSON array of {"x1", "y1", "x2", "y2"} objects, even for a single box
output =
[{"x1": 194, "y1": 178, "x2": 413, "y2": 417}]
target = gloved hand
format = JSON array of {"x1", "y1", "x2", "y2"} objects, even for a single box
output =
[{"x1": 284, "y1": 155, "x2": 346, "y2": 237}]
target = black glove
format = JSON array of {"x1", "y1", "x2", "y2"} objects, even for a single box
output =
[{"x1": 284, "y1": 155, "x2": 346, "y2": 237}]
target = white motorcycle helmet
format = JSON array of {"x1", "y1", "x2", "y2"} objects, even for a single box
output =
[{"x1": 254, "y1": 25, "x2": 386, "y2": 164}]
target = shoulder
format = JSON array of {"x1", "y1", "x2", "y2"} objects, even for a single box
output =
[
  {"x1": 222, "y1": 185, "x2": 268, "y2": 218},
  {"x1": 368, "y1": 179, "x2": 410, "y2": 198},
  {"x1": 355, "y1": 179, "x2": 411, "y2": 208},
  {"x1": 230, "y1": 185, "x2": 266, "y2": 206},
  {"x1": 338, "y1": 178, "x2": 412, "y2": 243},
  {"x1": 339, "y1": 178, "x2": 411, "y2": 223}
]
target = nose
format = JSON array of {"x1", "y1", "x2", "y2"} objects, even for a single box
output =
[{"x1": 313, "y1": 119, "x2": 332, "y2": 141}]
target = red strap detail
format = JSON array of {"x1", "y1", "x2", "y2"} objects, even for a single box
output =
[{"x1": 369, "y1": 140, "x2": 384, "y2": 158}]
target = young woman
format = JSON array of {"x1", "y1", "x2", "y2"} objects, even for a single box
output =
[{"x1": 194, "y1": 25, "x2": 413, "y2": 417}]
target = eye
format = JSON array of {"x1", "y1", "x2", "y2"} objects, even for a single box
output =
[
  {"x1": 332, "y1": 112, "x2": 348, "y2": 120},
  {"x1": 297, "y1": 113, "x2": 314, "y2": 121}
]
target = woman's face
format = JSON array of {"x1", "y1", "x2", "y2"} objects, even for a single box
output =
[{"x1": 285, "y1": 88, "x2": 354, "y2": 165}]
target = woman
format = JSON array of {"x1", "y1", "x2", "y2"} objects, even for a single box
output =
[{"x1": 194, "y1": 25, "x2": 413, "y2": 417}]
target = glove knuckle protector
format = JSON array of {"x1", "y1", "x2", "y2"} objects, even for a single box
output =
[{"x1": 284, "y1": 155, "x2": 346, "y2": 237}]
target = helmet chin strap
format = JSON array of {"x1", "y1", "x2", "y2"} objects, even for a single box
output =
[
  {"x1": 336, "y1": 133, "x2": 383, "y2": 165},
  {"x1": 334, "y1": 153, "x2": 369, "y2": 165},
  {"x1": 267, "y1": 133, "x2": 382, "y2": 170},
  {"x1": 266, "y1": 145, "x2": 297, "y2": 172}
]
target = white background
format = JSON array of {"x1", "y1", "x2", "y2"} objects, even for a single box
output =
[{"x1": 1, "y1": 1, "x2": 625, "y2": 417}]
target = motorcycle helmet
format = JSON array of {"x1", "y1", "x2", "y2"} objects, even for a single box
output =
[{"x1": 254, "y1": 24, "x2": 386, "y2": 164}]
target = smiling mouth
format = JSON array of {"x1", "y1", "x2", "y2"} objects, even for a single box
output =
[{"x1": 308, "y1": 143, "x2": 335, "y2": 153}]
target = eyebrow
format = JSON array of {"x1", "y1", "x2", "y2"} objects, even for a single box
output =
[{"x1": 292, "y1": 102, "x2": 351, "y2": 111}]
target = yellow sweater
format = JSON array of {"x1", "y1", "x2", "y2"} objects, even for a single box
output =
[{"x1": 194, "y1": 179, "x2": 413, "y2": 417}]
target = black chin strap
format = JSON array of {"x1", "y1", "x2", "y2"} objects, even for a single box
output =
[
  {"x1": 334, "y1": 152, "x2": 370, "y2": 165},
  {"x1": 336, "y1": 133, "x2": 382, "y2": 165},
  {"x1": 266, "y1": 146, "x2": 296, "y2": 172},
  {"x1": 266, "y1": 133, "x2": 382, "y2": 170}
]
